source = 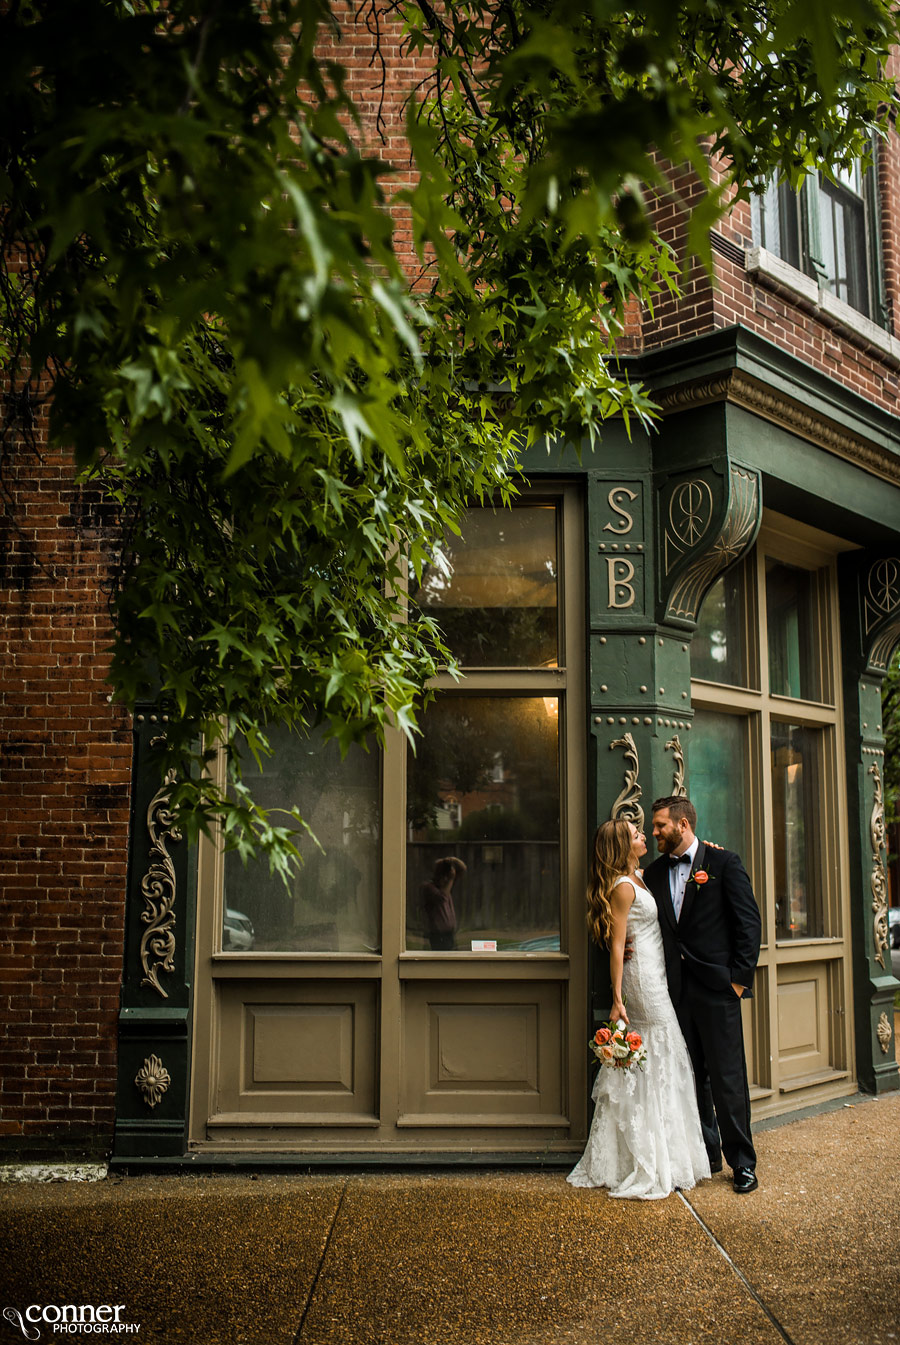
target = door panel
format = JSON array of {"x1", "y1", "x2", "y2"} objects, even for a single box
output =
[
  {"x1": 398, "y1": 980, "x2": 567, "y2": 1126},
  {"x1": 209, "y1": 979, "x2": 379, "y2": 1126},
  {"x1": 776, "y1": 961, "x2": 847, "y2": 1091}
]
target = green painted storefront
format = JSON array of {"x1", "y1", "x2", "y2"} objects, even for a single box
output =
[{"x1": 113, "y1": 327, "x2": 900, "y2": 1165}]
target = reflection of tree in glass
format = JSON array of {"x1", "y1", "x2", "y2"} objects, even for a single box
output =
[
  {"x1": 224, "y1": 724, "x2": 380, "y2": 948},
  {"x1": 406, "y1": 695, "x2": 561, "y2": 945},
  {"x1": 771, "y1": 724, "x2": 820, "y2": 938},
  {"x1": 407, "y1": 697, "x2": 560, "y2": 841},
  {"x1": 688, "y1": 711, "x2": 747, "y2": 858},
  {"x1": 411, "y1": 510, "x2": 558, "y2": 667},
  {"x1": 766, "y1": 561, "x2": 813, "y2": 701},
  {"x1": 693, "y1": 566, "x2": 746, "y2": 686},
  {"x1": 697, "y1": 578, "x2": 728, "y2": 664}
]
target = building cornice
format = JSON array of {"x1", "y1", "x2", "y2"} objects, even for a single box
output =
[{"x1": 654, "y1": 369, "x2": 900, "y2": 487}]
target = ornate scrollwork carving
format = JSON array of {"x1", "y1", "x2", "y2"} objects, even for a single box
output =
[
  {"x1": 665, "y1": 734, "x2": 687, "y2": 797},
  {"x1": 139, "y1": 764, "x2": 182, "y2": 998},
  {"x1": 609, "y1": 733, "x2": 644, "y2": 831},
  {"x1": 862, "y1": 556, "x2": 900, "y2": 673},
  {"x1": 877, "y1": 1012, "x2": 893, "y2": 1055},
  {"x1": 135, "y1": 1054, "x2": 171, "y2": 1109},
  {"x1": 665, "y1": 466, "x2": 760, "y2": 622},
  {"x1": 869, "y1": 761, "x2": 889, "y2": 970}
]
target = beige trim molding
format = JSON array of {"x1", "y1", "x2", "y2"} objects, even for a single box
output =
[{"x1": 655, "y1": 370, "x2": 900, "y2": 486}]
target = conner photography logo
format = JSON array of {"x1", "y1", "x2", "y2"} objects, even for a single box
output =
[{"x1": 3, "y1": 1305, "x2": 141, "y2": 1338}]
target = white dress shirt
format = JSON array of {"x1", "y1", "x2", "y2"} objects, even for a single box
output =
[{"x1": 669, "y1": 837, "x2": 699, "y2": 921}]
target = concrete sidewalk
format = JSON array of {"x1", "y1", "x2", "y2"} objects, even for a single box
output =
[{"x1": 1, "y1": 1093, "x2": 899, "y2": 1345}]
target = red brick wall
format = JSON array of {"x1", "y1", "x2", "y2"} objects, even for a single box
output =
[
  {"x1": 637, "y1": 136, "x2": 900, "y2": 414},
  {"x1": 3, "y1": 12, "x2": 899, "y2": 1163},
  {"x1": 0, "y1": 408, "x2": 132, "y2": 1161}
]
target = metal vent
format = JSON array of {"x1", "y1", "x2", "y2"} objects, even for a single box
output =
[{"x1": 710, "y1": 231, "x2": 747, "y2": 268}]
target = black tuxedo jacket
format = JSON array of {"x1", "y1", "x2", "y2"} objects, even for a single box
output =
[{"x1": 643, "y1": 841, "x2": 762, "y2": 1006}]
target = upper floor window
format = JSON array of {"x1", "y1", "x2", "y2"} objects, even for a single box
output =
[{"x1": 752, "y1": 159, "x2": 880, "y2": 321}]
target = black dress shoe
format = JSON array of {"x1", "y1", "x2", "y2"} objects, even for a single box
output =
[
  {"x1": 732, "y1": 1166, "x2": 758, "y2": 1193},
  {"x1": 709, "y1": 1157, "x2": 723, "y2": 1174}
]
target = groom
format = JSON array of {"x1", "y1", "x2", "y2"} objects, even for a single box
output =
[{"x1": 642, "y1": 795, "x2": 762, "y2": 1194}]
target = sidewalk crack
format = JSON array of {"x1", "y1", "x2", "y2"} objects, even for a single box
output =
[
  {"x1": 293, "y1": 1180, "x2": 348, "y2": 1343},
  {"x1": 677, "y1": 1192, "x2": 796, "y2": 1345}
]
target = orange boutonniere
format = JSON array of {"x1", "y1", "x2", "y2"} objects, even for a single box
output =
[{"x1": 693, "y1": 870, "x2": 709, "y2": 885}]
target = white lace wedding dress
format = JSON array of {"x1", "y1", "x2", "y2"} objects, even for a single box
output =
[{"x1": 567, "y1": 875, "x2": 711, "y2": 1199}]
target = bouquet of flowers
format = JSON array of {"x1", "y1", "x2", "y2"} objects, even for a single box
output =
[{"x1": 590, "y1": 1020, "x2": 647, "y2": 1071}]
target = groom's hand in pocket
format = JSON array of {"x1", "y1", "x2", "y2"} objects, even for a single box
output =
[{"x1": 731, "y1": 983, "x2": 745, "y2": 997}]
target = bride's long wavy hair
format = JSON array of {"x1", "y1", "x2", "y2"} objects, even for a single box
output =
[{"x1": 586, "y1": 818, "x2": 639, "y2": 948}]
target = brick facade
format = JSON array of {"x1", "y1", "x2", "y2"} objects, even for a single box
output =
[
  {"x1": 1, "y1": 11, "x2": 898, "y2": 1162},
  {"x1": 0, "y1": 415, "x2": 132, "y2": 1160},
  {"x1": 636, "y1": 136, "x2": 900, "y2": 415}
]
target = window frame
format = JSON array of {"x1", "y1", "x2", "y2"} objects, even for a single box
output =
[
  {"x1": 690, "y1": 510, "x2": 855, "y2": 1109},
  {"x1": 398, "y1": 483, "x2": 585, "y2": 961},
  {"x1": 750, "y1": 149, "x2": 886, "y2": 326}
]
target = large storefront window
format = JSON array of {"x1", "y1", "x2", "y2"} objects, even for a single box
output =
[
  {"x1": 690, "y1": 513, "x2": 850, "y2": 1115},
  {"x1": 406, "y1": 695, "x2": 560, "y2": 951},
  {"x1": 771, "y1": 721, "x2": 823, "y2": 940},
  {"x1": 692, "y1": 565, "x2": 752, "y2": 688},
  {"x1": 689, "y1": 710, "x2": 749, "y2": 860},
  {"x1": 222, "y1": 725, "x2": 381, "y2": 953},
  {"x1": 766, "y1": 559, "x2": 818, "y2": 701},
  {"x1": 412, "y1": 506, "x2": 558, "y2": 667}
]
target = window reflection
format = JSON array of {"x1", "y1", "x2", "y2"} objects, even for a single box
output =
[
  {"x1": 819, "y1": 167, "x2": 870, "y2": 317},
  {"x1": 693, "y1": 567, "x2": 748, "y2": 687},
  {"x1": 766, "y1": 559, "x2": 817, "y2": 701},
  {"x1": 771, "y1": 722, "x2": 823, "y2": 940},
  {"x1": 687, "y1": 710, "x2": 749, "y2": 860},
  {"x1": 406, "y1": 696, "x2": 560, "y2": 951},
  {"x1": 222, "y1": 725, "x2": 381, "y2": 952},
  {"x1": 412, "y1": 507, "x2": 558, "y2": 667}
]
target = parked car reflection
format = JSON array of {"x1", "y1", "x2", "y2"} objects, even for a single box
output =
[
  {"x1": 515, "y1": 935, "x2": 561, "y2": 952},
  {"x1": 223, "y1": 908, "x2": 255, "y2": 951}
]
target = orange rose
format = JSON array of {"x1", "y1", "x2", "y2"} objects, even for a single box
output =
[
  {"x1": 693, "y1": 870, "x2": 709, "y2": 885},
  {"x1": 596, "y1": 1027, "x2": 612, "y2": 1045},
  {"x1": 626, "y1": 1031, "x2": 642, "y2": 1050}
]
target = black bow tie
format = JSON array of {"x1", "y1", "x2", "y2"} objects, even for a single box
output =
[{"x1": 668, "y1": 854, "x2": 692, "y2": 867}]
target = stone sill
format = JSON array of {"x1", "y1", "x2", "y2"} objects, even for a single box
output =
[{"x1": 745, "y1": 246, "x2": 900, "y2": 367}]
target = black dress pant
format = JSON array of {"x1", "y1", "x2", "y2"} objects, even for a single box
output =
[{"x1": 675, "y1": 974, "x2": 756, "y2": 1172}]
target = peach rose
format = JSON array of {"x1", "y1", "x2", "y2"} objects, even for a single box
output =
[
  {"x1": 600, "y1": 1045, "x2": 615, "y2": 1062},
  {"x1": 693, "y1": 870, "x2": 709, "y2": 885}
]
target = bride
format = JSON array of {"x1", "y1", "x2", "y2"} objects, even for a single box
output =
[{"x1": 568, "y1": 817, "x2": 710, "y2": 1199}]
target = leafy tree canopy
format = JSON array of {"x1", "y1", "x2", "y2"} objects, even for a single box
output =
[{"x1": 3, "y1": 0, "x2": 899, "y2": 872}]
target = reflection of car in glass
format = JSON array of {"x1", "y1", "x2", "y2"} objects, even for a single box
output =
[
  {"x1": 516, "y1": 935, "x2": 561, "y2": 952},
  {"x1": 889, "y1": 908, "x2": 900, "y2": 950},
  {"x1": 223, "y1": 908, "x2": 255, "y2": 951}
]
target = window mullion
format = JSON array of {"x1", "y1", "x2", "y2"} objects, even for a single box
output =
[{"x1": 803, "y1": 174, "x2": 826, "y2": 283}]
